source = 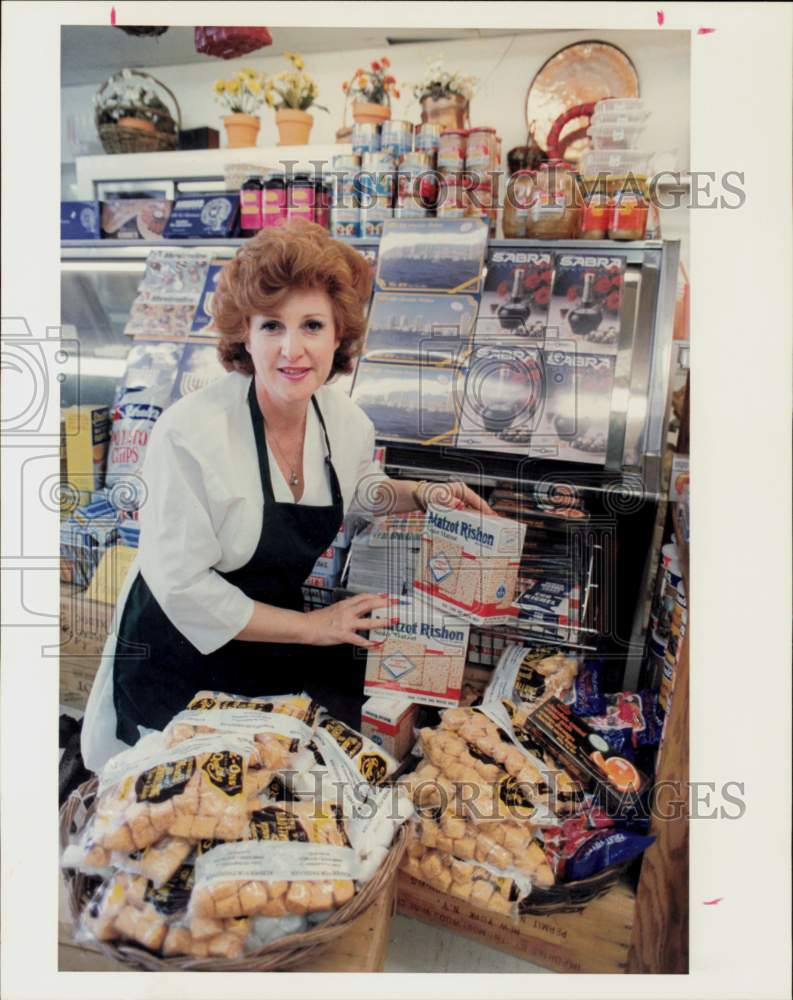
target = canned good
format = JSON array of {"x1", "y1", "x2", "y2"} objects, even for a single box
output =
[
  {"x1": 330, "y1": 207, "x2": 361, "y2": 239},
  {"x1": 381, "y1": 119, "x2": 414, "y2": 156},
  {"x1": 400, "y1": 151, "x2": 432, "y2": 170},
  {"x1": 466, "y1": 126, "x2": 497, "y2": 170},
  {"x1": 352, "y1": 122, "x2": 381, "y2": 154},
  {"x1": 330, "y1": 168, "x2": 358, "y2": 210},
  {"x1": 437, "y1": 174, "x2": 469, "y2": 217},
  {"x1": 438, "y1": 128, "x2": 467, "y2": 170},
  {"x1": 503, "y1": 170, "x2": 535, "y2": 239},
  {"x1": 415, "y1": 123, "x2": 442, "y2": 152},
  {"x1": 394, "y1": 192, "x2": 428, "y2": 218},
  {"x1": 333, "y1": 154, "x2": 362, "y2": 170},
  {"x1": 359, "y1": 205, "x2": 393, "y2": 238}
]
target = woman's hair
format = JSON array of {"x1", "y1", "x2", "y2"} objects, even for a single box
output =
[{"x1": 212, "y1": 220, "x2": 373, "y2": 379}]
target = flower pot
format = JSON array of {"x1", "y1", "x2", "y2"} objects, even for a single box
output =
[
  {"x1": 275, "y1": 108, "x2": 314, "y2": 146},
  {"x1": 223, "y1": 113, "x2": 261, "y2": 149},
  {"x1": 420, "y1": 94, "x2": 469, "y2": 131},
  {"x1": 117, "y1": 116, "x2": 156, "y2": 133},
  {"x1": 352, "y1": 101, "x2": 391, "y2": 125}
]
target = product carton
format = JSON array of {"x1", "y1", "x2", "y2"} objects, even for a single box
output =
[
  {"x1": 61, "y1": 200, "x2": 101, "y2": 239},
  {"x1": 414, "y1": 505, "x2": 527, "y2": 625},
  {"x1": 365, "y1": 596, "x2": 469, "y2": 708},
  {"x1": 101, "y1": 199, "x2": 173, "y2": 240},
  {"x1": 163, "y1": 193, "x2": 239, "y2": 239},
  {"x1": 62, "y1": 404, "x2": 110, "y2": 495},
  {"x1": 361, "y1": 696, "x2": 418, "y2": 760}
]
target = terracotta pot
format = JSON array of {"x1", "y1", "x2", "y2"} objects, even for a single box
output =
[
  {"x1": 420, "y1": 94, "x2": 469, "y2": 131},
  {"x1": 117, "y1": 116, "x2": 156, "y2": 133},
  {"x1": 275, "y1": 108, "x2": 314, "y2": 146},
  {"x1": 223, "y1": 113, "x2": 261, "y2": 149},
  {"x1": 352, "y1": 101, "x2": 391, "y2": 125}
]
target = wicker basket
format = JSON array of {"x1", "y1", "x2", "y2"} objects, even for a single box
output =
[
  {"x1": 60, "y1": 776, "x2": 408, "y2": 972},
  {"x1": 518, "y1": 861, "x2": 630, "y2": 915},
  {"x1": 95, "y1": 69, "x2": 181, "y2": 155}
]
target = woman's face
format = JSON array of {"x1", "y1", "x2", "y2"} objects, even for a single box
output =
[{"x1": 246, "y1": 288, "x2": 339, "y2": 406}]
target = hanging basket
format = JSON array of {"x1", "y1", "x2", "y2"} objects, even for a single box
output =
[{"x1": 95, "y1": 69, "x2": 181, "y2": 154}]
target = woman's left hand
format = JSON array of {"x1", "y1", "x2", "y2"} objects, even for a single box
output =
[{"x1": 414, "y1": 480, "x2": 496, "y2": 517}]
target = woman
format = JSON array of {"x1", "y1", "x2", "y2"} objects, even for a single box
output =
[{"x1": 82, "y1": 222, "x2": 493, "y2": 772}]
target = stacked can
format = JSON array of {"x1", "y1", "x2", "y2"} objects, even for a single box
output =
[
  {"x1": 330, "y1": 154, "x2": 362, "y2": 238},
  {"x1": 380, "y1": 120, "x2": 414, "y2": 158},
  {"x1": 435, "y1": 125, "x2": 502, "y2": 234},
  {"x1": 351, "y1": 122, "x2": 381, "y2": 154},
  {"x1": 357, "y1": 152, "x2": 396, "y2": 237},
  {"x1": 395, "y1": 152, "x2": 437, "y2": 218}
]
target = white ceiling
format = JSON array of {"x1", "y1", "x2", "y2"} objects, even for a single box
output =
[{"x1": 61, "y1": 26, "x2": 546, "y2": 87}]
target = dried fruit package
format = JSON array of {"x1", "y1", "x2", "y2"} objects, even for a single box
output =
[{"x1": 91, "y1": 732, "x2": 254, "y2": 853}]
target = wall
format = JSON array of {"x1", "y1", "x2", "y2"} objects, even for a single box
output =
[{"x1": 62, "y1": 29, "x2": 690, "y2": 168}]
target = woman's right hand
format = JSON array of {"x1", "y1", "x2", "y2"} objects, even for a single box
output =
[{"x1": 302, "y1": 593, "x2": 396, "y2": 649}]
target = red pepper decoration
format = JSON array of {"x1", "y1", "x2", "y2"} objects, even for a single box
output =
[{"x1": 194, "y1": 27, "x2": 273, "y2": 59}]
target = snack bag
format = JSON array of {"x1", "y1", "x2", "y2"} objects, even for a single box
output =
[
  {"x1": 111, "y1": 836, "x2": 193, "y2": 888},
  {"x1": 484, "y1": 643, "x2": 580, "y2": 716},
  {"x1": 400, "y1": 839, "x2": 533, "y2": 916},
  {"x1": 542, "y1": 809, "x2": 655, "y2": 882},
  {"x1": 92, "y1": 733, "x2": 253, "y2": 852},
  {"x1": 315, "y1": 715, "x2": 398, "y2": 784}
]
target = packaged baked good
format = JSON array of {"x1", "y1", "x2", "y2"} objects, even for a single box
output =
[
  {"x1": 91, "y1": 732, "x2": 254, "y2": 853},
  {"x1": 112, "y1": 836, "x2": 193, "y2": 888},
  {"x1": 484, "y1": 643, "x2": 580, "y2": 716}
]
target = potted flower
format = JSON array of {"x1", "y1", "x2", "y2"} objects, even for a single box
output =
[
  {"x1": 213, "y1": 68, "x2": 266, "y2": 148},
  {"x1": 264, "y1": 51, "x2": 327, "y2": 145},
  {"x1": 410, "y1": 56, "x2": 478, "y2": 130},
  {"x1": 342, "y1": 57, "x2": 399, "y2": 125}
]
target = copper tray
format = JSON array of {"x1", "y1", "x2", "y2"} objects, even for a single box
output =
[{"x1": 526, "y1": 41, "x2": 639, "y2": 163}]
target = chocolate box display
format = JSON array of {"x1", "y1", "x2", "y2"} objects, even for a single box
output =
[{"x1": 163, "y1": 193, "x2": 239, "y2": 239}]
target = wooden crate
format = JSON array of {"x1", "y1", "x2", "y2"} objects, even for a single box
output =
[
  {"x1": 59, "y1": 875, "x2": 395, "y2": 973},
  {"x1": 397, "y1": 871, "x2": 636, "y2": 974},
  {"x1": 59, "y1": 583, "x2": 111, "y2": 709}
]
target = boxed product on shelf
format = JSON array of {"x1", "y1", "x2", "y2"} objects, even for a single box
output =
[
  {"x1": 101, "y1": 199, "x2": 173, "y2": 240},
  {"x1": 163, "y1": 193, "x2": 239, "y2": 239},
  {"x1": 365, "y1": 595, "x2": 470, "y2": 708},
  {"x1": 190, "y1": 260, "x2": 225, "y2": 335},
  {"x1": 62, "y1": 404, "x2": 111, "y2": 498},
  {"x1": 513, "y1": 577, "x2": 582, "y2": 641},
  {"x1": 124, "y1": 249, "x2": 212, "y2": 340},
  {"x1": 361, "y1": 696, "x2": 418, "y2": 760},
  {"x1": 61, "y1": 200, "x2": 101, "y2": 240},
  {"x1": 478, "y1": 249, "x2": 553, "y2": 339},
  {"x1": 547, "y1": 253, "x2": 625, "y2": 354},
  {"x1": 414, "y1": 505, "x2": 527, "y2": 625},
  {"x1": 60, "y1": 501, "x2": 119, "y2": 589}
]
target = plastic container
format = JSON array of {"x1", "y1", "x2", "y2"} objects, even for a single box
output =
[
  {"x1": 588, "y1": 123, "x2": 647, "y2": 150},
  {"x1": 594, "y1": 98, "x2": 645, "y2": 116},
  {"x1": 591, "y1": 109, "x2": 650, "y2": 127},
  {"x1": 578, "y1": 149, "x2": 652, "y2": 178}
]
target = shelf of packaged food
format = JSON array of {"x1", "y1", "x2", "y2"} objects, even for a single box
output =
[
  {"x1": 73, "y1": 144, "x2": 354, "y2": 199},
  {"x1": 670, "y1": 501, "x2": 690, "y2": 596}
]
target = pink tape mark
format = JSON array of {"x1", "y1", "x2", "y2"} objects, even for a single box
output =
[
  {"x1": 110, "y1": 6, "x2": 116, "y2": 25},
  {"x1": 703, "y1": 897, "x2": 723, "y2": 905},
  {"x1": 698, "y1": 27, "x2": 716, "y2": 34},
  {"x1": 657, "y1": 10, "x2": 665, "y2": 26}
]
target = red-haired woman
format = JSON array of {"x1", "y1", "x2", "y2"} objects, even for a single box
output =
[{"x1": 82, "y1": 222, "x2": 492, "y2": 769}]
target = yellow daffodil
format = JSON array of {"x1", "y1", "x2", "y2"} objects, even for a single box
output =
[
  {"x1": 265, "y1": 91, "x2": 275, "y2": 107},
  {"x1": 213, "y1": 80, "x2": 226, "y2": 94},
  {"x1": 248, "y1": 79, "x2": 262, "y2": 94},
  {"x1": 294, "y1": 56, "x2": 304, "y2": 70},
  {"x1": 227, "y1": 79, "x2": 240, "y2": 95}
]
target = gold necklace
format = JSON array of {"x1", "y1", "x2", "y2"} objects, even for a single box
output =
[{"x1": 265, "y1": 421, "x2": 304, "y2": 487}]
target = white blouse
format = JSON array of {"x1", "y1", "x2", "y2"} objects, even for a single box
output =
[{"x1": 82, "y1": 370, "x2": 384, "y2": 771}]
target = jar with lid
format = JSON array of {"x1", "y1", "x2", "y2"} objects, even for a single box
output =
[
  {"x1": 503, "y1": 170, "x2": 536, "y2": 238},
  {"x1": 466, "y1": 126, "x2": 497, "y2": 173},
  {"x1": 437, "y1": 173, "x2": 469, "y2": 217},
  {"x1": 262, "y1": 172, "x2": 287, "y2": 228},
  {"x1": 525, "y1": 162, "x2": 582, "y2": 239},
  {"x1": 287, "y1": 173, "x2": 316, "y2": 223},
  {"x1": 608, "y1": 175, "x2": 649, "y2": 240},
  {"x1": 579, "y1": 174, "x2": 611, "y2": 240},
  {"x1": 239, "y1": 174, "x2": 263, "y2": 236}
]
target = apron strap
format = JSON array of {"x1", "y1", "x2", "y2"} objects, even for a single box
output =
[{"x1": 248, "y1": 379, "x2": 343, "y2": 508}]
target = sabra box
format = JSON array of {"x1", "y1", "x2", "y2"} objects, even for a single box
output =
[
  {"x1": 361, "y1": 696, "x2": 418, "y2": 761},
  {"x1": 364, "y1": 597, "x2": 470, "y2": 708},
  {"x1": 414, "y1": 505, "x2": 527, "y2": 625}
]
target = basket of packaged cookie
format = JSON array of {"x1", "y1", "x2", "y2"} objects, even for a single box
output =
[
  {"x1": 397, "y1": 645, "x2": 663, "y2": 916},
  {"x1": 60, "y1": 691, "x2": 412, "y2": 971}
]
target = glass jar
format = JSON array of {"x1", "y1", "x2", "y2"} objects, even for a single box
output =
[
  {"x1": 239, "y1": 174, "x2": 263, "y2": 236},
  {"x1": 579, "y1": 175, "x2": 610, "y2": 240},
  {"x1": 608, "y1": 174, "x2": 649, "y2": 240},
  {"x1": 262, "y1": 172, "x2": 287, "y2": 228},
  {"x1": 503, "y1": 170, "x2": 536, "y2": 238},
  {"x1": 437, "y1": 174, "x2": 469, "y2": 217},
  {"x1": 525, "y1": 163, "x2": 582, "y2": 239}
]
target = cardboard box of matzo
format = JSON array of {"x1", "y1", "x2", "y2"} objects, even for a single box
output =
[
  {"x1": 414, "y1": 505, "x2": 527, "y2": 625},
  {"x1": 365, "y1": 597, "x2": 470, "y2": 708}
]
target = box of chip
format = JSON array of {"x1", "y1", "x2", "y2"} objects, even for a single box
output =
[
  {"x1": 61, "y1": 200, "x2": 101, "y2": 239},
  {"x1": 63, "y1": 404, "x2": 110, "y2": 495},
  {"x1": 163, "y1": 192, "x2": 239, "y2": 239},
  {"x1": 414, "y1": 505, "x2": 527, "y2": 625},
  {"x1": 361, "y1": 696, "x2": 418, "y2": 760},
  {"x1": 524, "y1": 697, "x2": 649, "y2": 821},
  {"x1": 365, "y1": 596, "x2": 470, "y2": 708},
  {"x1": 101, "y1": 199, "x2": 173, "y2": 240}
]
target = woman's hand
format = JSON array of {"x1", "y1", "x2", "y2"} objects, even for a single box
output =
[
  {"x1": 413, "y1": 480, "x2": 496, "y2": 517},
  {"x1": 302, "y1": 592, "x2": 397, "y2": 649}
]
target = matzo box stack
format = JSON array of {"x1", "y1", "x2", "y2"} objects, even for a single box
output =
[
  {"x1": 364, "y1": 597, "x2": 470, "y2": 708},
  {"x1": 414, "y1": 505, "x2": 527, "y2": 625}
]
